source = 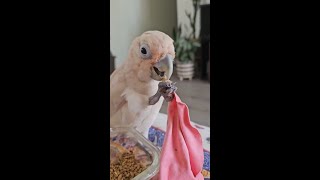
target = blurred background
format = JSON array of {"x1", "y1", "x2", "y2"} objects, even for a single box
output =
[{"x1": 110, "y1": 0, "x2": 211, "y2": 127}]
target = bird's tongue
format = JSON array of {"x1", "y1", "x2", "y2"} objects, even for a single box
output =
[{"x1": 153, "y1": 67, "x2": 165, "y2": 77}]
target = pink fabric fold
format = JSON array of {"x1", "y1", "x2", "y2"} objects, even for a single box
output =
[{"x1": 158, "y1": 93, "x2": 204, "y2": 180}]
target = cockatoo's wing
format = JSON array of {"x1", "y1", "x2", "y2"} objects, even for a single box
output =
[
  {"x1": 111, "y1": 87, "x2": 164, "y2": 135},
  {"x1": 110, "y1": 67, "x2": 127, "y2": 119}
]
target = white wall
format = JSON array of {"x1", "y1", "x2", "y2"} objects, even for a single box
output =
[
  {"x1": 110, "y1": 0, "x2": 177, "y2": 68},
  {"x1": 176, "y1": 0, "x2": 210, "y2": 38}
]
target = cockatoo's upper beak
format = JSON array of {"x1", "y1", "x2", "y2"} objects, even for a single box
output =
[{"x1": 151, "y1": 54, "x2": 174, "y2": 81}]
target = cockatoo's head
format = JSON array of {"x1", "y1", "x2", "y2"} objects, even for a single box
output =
[{"x1": 128, "y1": 31, "x2": 175, "y2": 81}]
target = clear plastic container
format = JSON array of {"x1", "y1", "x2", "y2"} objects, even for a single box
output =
[{"x1": 110, "y1": 127, "x2": 160, "y2": 180}]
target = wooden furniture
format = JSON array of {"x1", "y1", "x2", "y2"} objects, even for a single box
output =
[
  {"x1": 110, "y1": 50, "x2": 115, "y2": 75},
  {"x1": 207, "y1": 43, "x2": 210, "y2": 81},
  {"x1": 200, "y1": 4, "x2": 210, "y2": 81}
]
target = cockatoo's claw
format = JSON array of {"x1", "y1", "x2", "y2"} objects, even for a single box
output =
[
  {"x1": 164, "y1": 94, "x2": 175, "y2": 102},
  {"x1": 160, "y1": 81, "x2": 177, "y2": 102},
  {"x1": 149, "y1": 81, "x2": 177, "y2": 104},
  {"x1": 158, "y1": 81, "x2": 171, "y2": 88}
]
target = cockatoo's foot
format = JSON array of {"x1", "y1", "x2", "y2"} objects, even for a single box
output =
[
  {"x1": 161, "y1": 83, "x2": 177, "y2": 102},
  {"x1": 149, "y1": 80, "x2": 177, "y2": 105},
  {"x1": 158, "y1": 80, "x2": 177, "y2": 102},
  {"x1": 149, "y1": 92, "x2": 161, "y2": 105}
]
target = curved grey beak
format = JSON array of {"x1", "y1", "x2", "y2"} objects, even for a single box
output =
[{"x1": 151, "y1": 54, "x2": 174, "y2": 81}]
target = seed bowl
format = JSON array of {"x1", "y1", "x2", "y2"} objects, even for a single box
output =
[{"x1": 110, "y1": 128, "x2": 160, "y2": 180}]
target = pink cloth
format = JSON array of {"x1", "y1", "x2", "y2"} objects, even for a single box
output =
[{"x1": 158, "y1": 93, "x2": 204, "y2": 180}]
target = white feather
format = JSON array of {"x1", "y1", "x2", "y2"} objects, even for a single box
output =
[
  {"x1": 110, "y1": 31, "x2": 175, "y2": 137},
  {"x1": 110, "y1": 87, "x2": 164, "y2": 135}
]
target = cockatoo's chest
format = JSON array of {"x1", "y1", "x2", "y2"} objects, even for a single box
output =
[
  {"x1": 121, "y1": 88, "x2": 151, "y2": 116},
  {"x1": 118, "y1": 87, "x2": 163, "y2": 129},
  {"x1": 124, "y1": 70, "x2": 159, "y2": 97},
  {"x1": 110, "y1": 64, "x2": 164, "y2": 133}
]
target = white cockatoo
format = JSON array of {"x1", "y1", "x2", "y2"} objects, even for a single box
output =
[{"x1": 110, "y1": 31, "x2": 177, "y2": 138}]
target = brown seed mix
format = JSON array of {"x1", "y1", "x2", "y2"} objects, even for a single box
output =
[{"x1": 110, "y1": 151, "x2": 146, "y2": 180}]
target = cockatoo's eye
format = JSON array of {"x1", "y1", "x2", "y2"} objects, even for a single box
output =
[
  {"x1": 141, "y1": 47, "x2": 147, "y2": 54},
  {"x1": 140, "y1": 44, "x2": 151, "y2": 59}
]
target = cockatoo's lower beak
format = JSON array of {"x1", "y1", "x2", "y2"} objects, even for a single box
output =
[{"x1": 151, "y1": 54, "x2": 174, "y2": 81}]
